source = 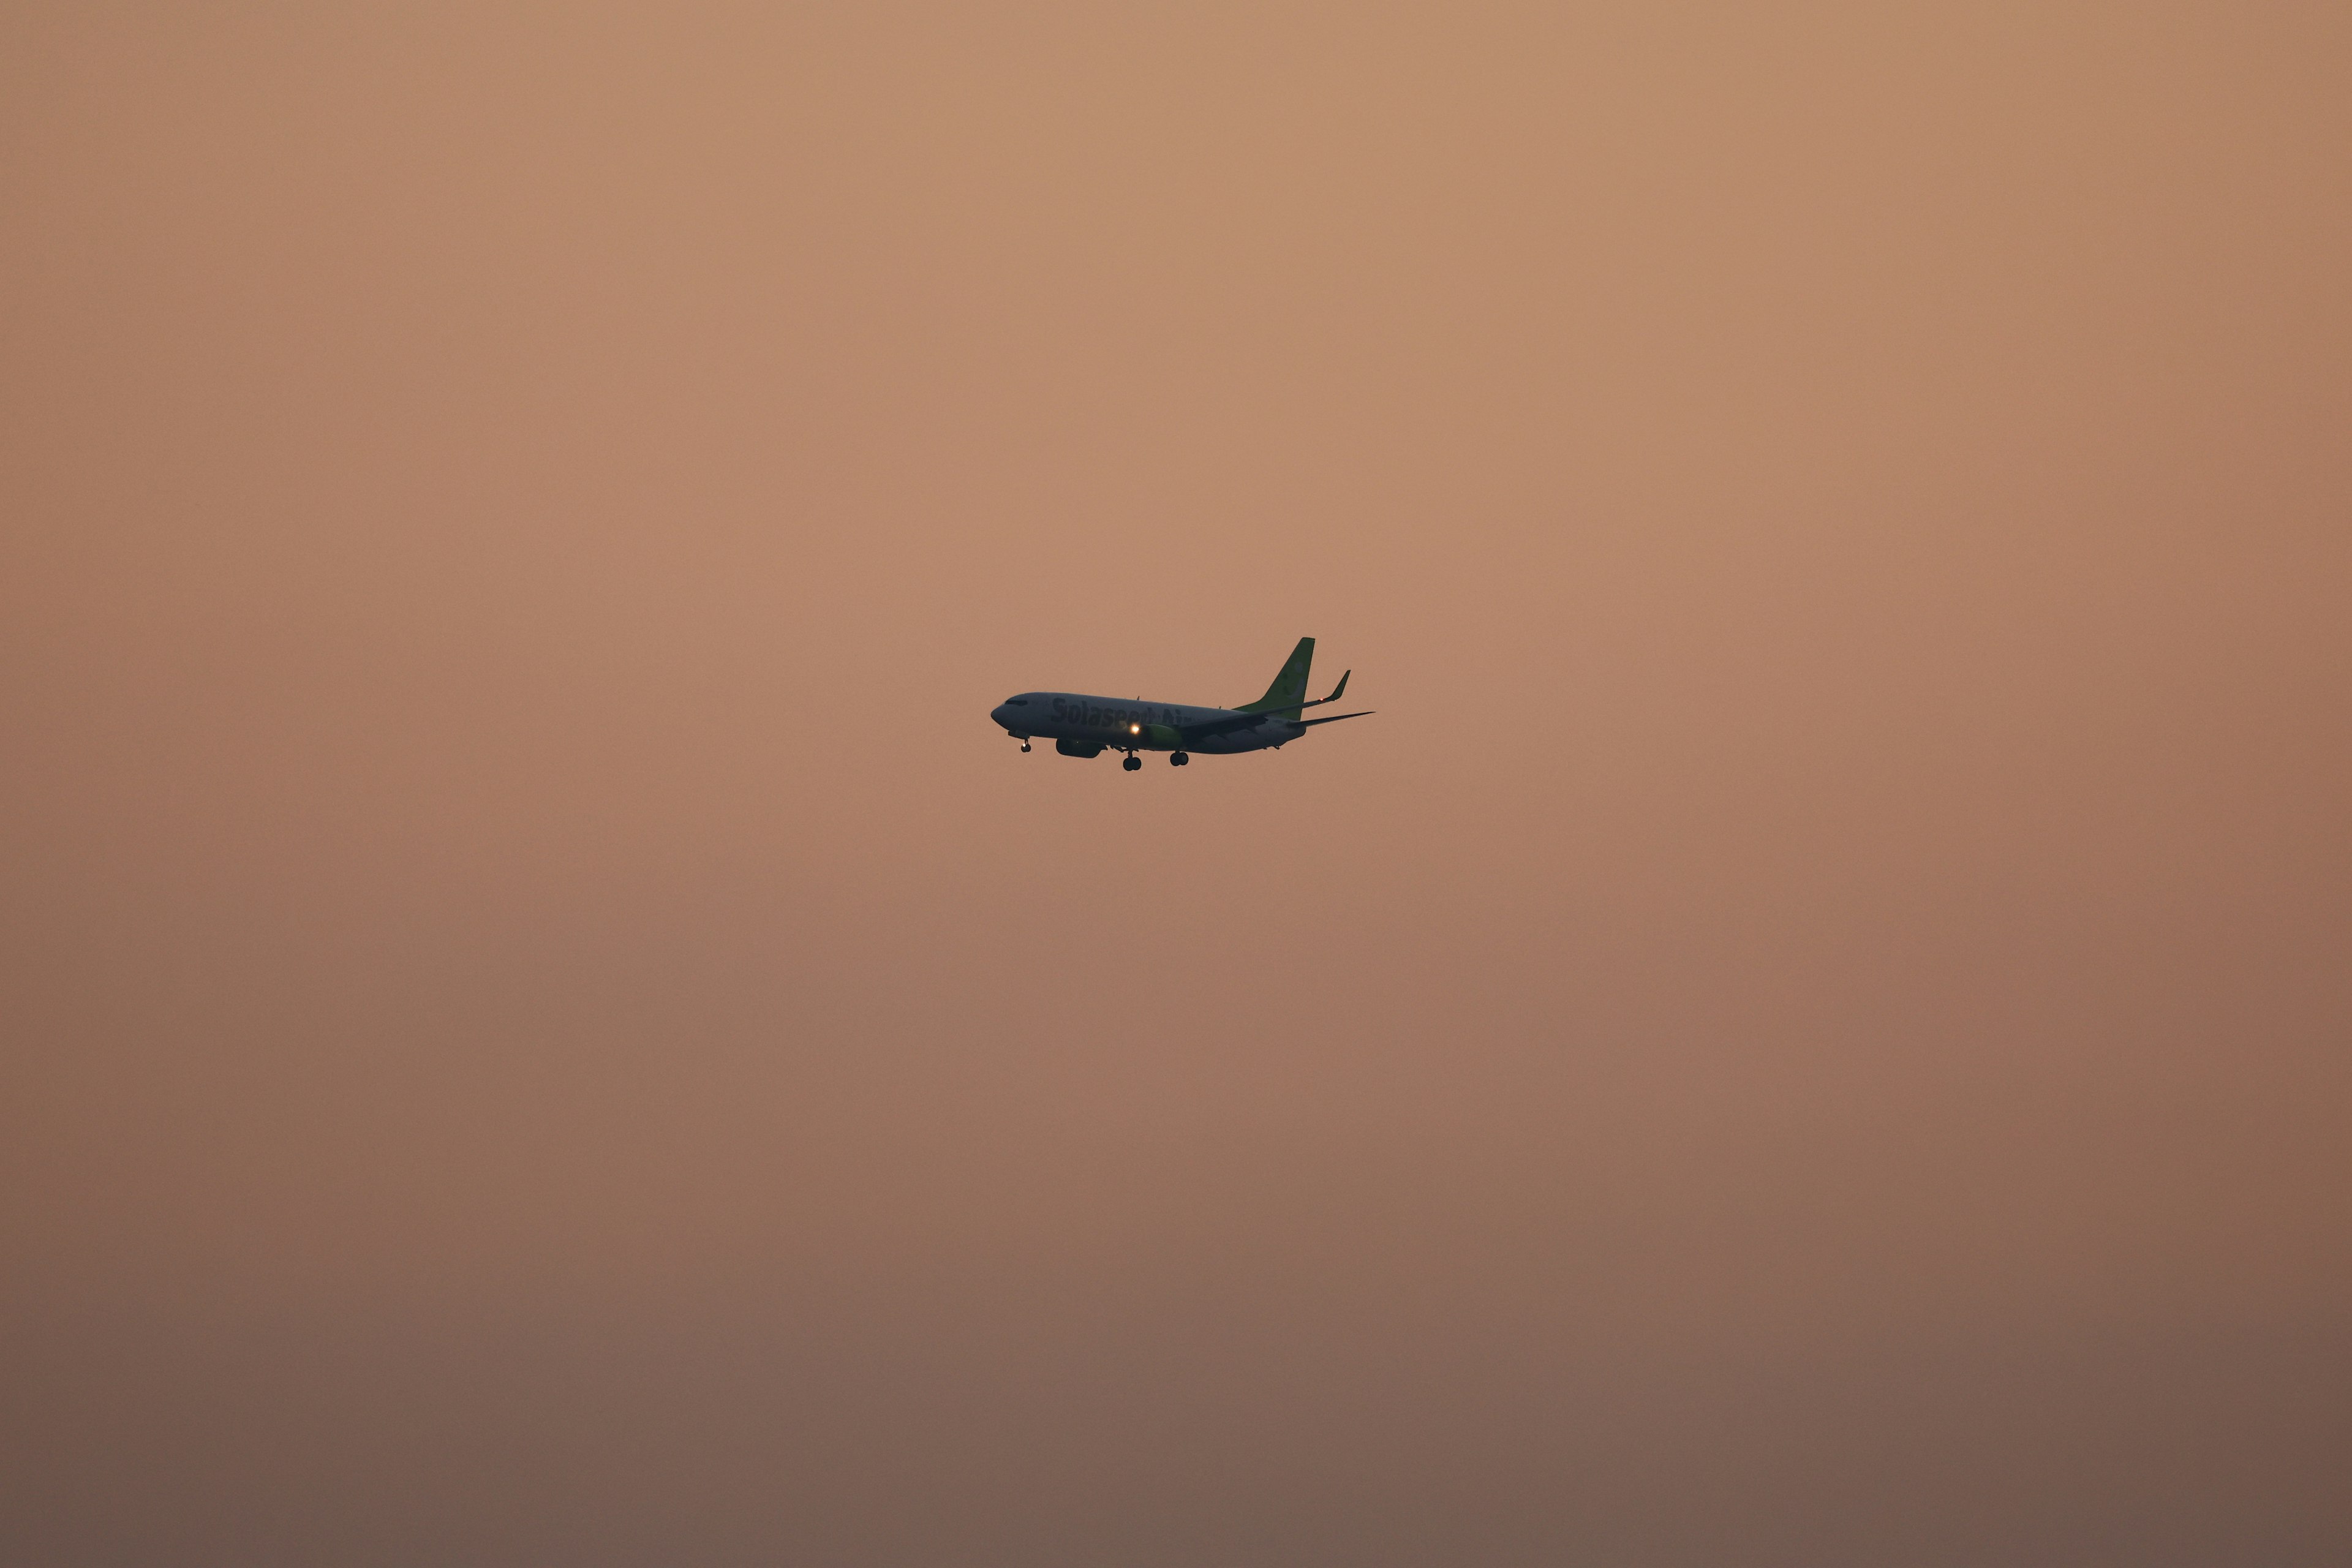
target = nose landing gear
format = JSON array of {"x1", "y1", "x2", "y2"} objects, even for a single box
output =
[{"x1": 1019, "y1": 739, "x2": 1031, "y2": 752}]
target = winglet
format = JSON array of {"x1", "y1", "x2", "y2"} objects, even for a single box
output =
[{"x1": 1293, "y1": 669, "x2": 1350, "y2": 710}]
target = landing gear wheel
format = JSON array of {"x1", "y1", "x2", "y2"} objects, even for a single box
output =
[
  {"x1": 1170, "y1": 752, "x2": 1188, "y2": 766},
  {"x1": 1122, "y1": 755, "x2": 1142, "y2": 772},
  {"x1": 1019, "y1": 741, "x2": 1031, "y2": 752}
]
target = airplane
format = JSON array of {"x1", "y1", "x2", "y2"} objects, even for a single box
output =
[{"x1": 989, "y1": 637, "x2": 1371, "y2": 771}]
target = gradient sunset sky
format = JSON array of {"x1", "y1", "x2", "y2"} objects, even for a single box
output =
[{"x1": 6, "y1": 4, "x2": 2349, "y2": 1562}]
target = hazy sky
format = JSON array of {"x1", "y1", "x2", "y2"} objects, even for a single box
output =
[{"x1": 5, "y1": 4, "x2": 2348, "y2": 1563}]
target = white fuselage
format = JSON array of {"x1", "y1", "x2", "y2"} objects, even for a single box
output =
[{"x1": 988, "y1": 692, "x2": 1298, "y2": 754}]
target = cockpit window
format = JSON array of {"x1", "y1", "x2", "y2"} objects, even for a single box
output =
[{"x1": 1007, "y1": 698, "x2": 1029, "y2": 706}]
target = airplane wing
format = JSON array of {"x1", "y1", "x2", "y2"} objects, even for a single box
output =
[
  {"x1": 1174, "y1": 710, "x2": 1282, "y2": 742},
  {"x1": 1173, "y1": 706, "x2": 1374, "y2": 743}
]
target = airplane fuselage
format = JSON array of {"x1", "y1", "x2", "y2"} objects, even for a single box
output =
[{"x1": 989, "y1": 693, "x2": 1297, "y2": 754}]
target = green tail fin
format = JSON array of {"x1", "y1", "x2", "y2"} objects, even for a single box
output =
[{"x1": 1238, "y1": 636, "x2": 1315, "y2": 715}]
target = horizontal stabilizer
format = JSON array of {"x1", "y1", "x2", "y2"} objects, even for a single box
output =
[{"x1": 1296, "y1": 710, "x2": 1373, "y2": 728}]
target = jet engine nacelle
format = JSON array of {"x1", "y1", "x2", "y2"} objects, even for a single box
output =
[{"x1": 1055, "y1": 739, "x2": 1104, "y2": 758}]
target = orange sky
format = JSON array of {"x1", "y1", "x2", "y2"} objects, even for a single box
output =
[{"x1": 5, "y1": 4, "x2": 2349, "y2": 1562}]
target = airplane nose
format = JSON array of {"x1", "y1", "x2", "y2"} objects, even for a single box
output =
[{"x1": 989, "y1": 704, "x2": 1010, "y2": 728}]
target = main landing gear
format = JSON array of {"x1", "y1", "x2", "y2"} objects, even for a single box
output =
[
  {"x1": 1121, "y1": 755, "x2": 1142, "y2": 772},
  {"x1": 1170, "y1": 752, "x2": 1189, "y2": 766}
]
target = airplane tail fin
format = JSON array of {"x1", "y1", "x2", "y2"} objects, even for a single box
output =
[{"x1": 1238, "y1": 636, "x2": 1314, "y2": 716}]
